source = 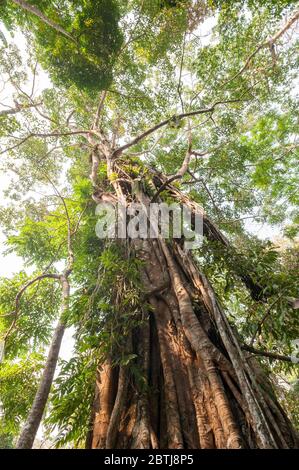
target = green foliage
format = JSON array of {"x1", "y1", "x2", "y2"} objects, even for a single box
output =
[
  {"x1": 212, "y1": 0, "x2": 298, "y2": 15},
  {"x1": 71, "y1": 243, "x2": 144, "y2": 356},
  {"x1": 1, "y1": 0, "x2": 123, "y2": 90},
  {"x1": 0, "y1": 353, "x2": 45, "y2": 436},
  {"x1": 0, "y1": 273, "x2": 61, "y2": 357},
  {"x1": 45, "y1": 353, "x2": 97, "y2": 448},
  {"x1": 45, "y1": 242, "x2": 144, "y2": 447},
  {"x1": 0, "y1": 431, "x2": 14, "y2": 449},
  {"x1": 0, "y1": 114, "x2": 20, "y2": 137},
  {"x1": 200, "y1": 237, "x2": 299, "y2": 375}
]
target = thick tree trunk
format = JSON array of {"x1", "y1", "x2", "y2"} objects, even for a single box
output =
[
  {"x1": 87, "y1": 155, "x2": 298, "y2": 449},
  {"x1": 16, "y1": 276, "x2": 69, "y2": 449},
  {"x1": 89, "y1": 236, "x2": 298, "y2": 448}
]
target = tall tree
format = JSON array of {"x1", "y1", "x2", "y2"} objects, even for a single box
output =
[{"x1": 0, "y1": 0, "x2": 298, "y2": 449}]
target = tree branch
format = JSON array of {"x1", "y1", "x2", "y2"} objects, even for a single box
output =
[
  {"x1": 11, "y1": 0, "x2": 77, "y2": 43},
  {"x1": 2, "y1": 273, "x2": 60, "y2": 341},
  {"x1": 151, "y1": 174, "x2": 183, "y2": 202},
  {"x1": 112, "y1": 99, "x2": 243, "y2": 157},
  {"x1": 177, "y1": 32, "x2": 186, "y2": 113},
  {"x1": 93, "y1": 91, "x2": 107, "y2": 129},
  {"x1": 250, "y1": 290, "x2": 288, "y2": 346},
  {"x1": 43, "y1": 176, "x2": 74, "y2": 275},
  {"x1": 0, "y1": 130, "x2": 90, "y2": 156},
  {"x1": 242, "y1": 345, "x2": 293, "y2": 363},
  {"x1": 0, "y1": 101, "x2": 42, "y2": 117},
  {"x1": 227, "y1": 9, "x2": 299, "y2": 84},
  {"x1": 151, "y1": 120, "x2": 193, "y2": 202}
]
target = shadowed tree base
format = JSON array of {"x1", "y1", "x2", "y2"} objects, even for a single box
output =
[{"x1": 88, "y1": 233, "x2": 298, "y2": 449}]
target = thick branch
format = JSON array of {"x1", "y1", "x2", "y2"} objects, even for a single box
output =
[
  {"x1": 266, "y1": 9, "x2": 299, "y2": 44},
  {"x1": 112, "y1": 99, "x2": 242, "y2": 157},
  {"x1": 0, "y1": 101, "x2": 42, "y2": 117}
]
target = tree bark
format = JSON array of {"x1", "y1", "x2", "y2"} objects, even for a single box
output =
[
  {"x1": 16, "y1": 276, "x2": 69, "y2": 449},
  {"x1": 89, "y1": 235, "x2": 298, "y2": 448},
  {"x1": 87, "y1": 152, "x2": 299, "y2": 449}
]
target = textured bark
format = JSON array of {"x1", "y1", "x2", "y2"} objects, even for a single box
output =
[
  {"x1": 16, "y1": 277, "x2": 69, "y2": 449},
  {"x1": 88, "y1": 235, "x2": 298, "y2": 448},
  {"x1": 92, "y1": 360, "x2": 119, "y2": 449},
  {"x1": 16, "y1": 321, "x2": 65, "y2": 448},
  {"x1": 87, "y1": 148, "x2": 299, "y2": 449}
]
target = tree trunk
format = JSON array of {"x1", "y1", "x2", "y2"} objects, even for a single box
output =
[
  {"x1": 16, "y1": 276, "x2": 69, "y2": 449},
  {"x1": 88, "y1": 158, "x2": 299, "y2": 449}
]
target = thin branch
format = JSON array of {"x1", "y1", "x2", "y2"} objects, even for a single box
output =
[
  {"x1": 93, "y1": 91, "x2": 107, "y2": 129},
  {"x1": 32, "y1": 105, "x2": 58, "y2": 125},
  {"x1": 42, "y1": 240, "x2": 66, "y2": 274},
  {"x1": 125, "y1": 133, "x2": 165, "y2": 157},
  {"x1": 112, "y1": 99, "x2": 243, "y2": 157},
  {"x1": 5, "y1": 71, "x2": 57, "y2": 124},
  {"x1": 90, "y1": 149, "x2": 100, "y2": 188},
  {"x1": 36, "y1": 145, "x2": 61, "y2": 165},
  {"x1": 71, "y1": 202, "x2": 89, "y2": 237},
  {"x1": 250, "y1": 290, "x2": 288, "y2": 346},
  {"x1": 0, "y1": 134, "x2": 33, "y2": 155},
  {"x1": 2, "y1": 273, "x2": 60, "y2": 341},
  {"x1": 43, "y1": 175, "x2": 74, "y2": 274},
  {"x1": 0, "y1": 130, "x2": 90, "y2": 155},
  {"x1": 151, "y1": 117, "x2": 195, "y2": 201},
  {"x1": 188, "y1": 170, "x2": 221, "y2": 215},
  {"x1": 30, "y1": 61, "x2": 38, "y2": 98},
  {"x1": 242, "y1": 345, "x2": 293, "y2": 363},
  {"x1": 65, "y1": 109, "x2": 75, "y2": 127},
  {"x1": 226, "y1": 9, "x2": 299, "y2": 84},
  {"x1": 190, "y1": 140, "x2": 229, "y2": 158},
  {"x1": 2, "y1": 185, "x2": 85, "y2": 343},
  {"x1": 151, "y1": 174, "x2": 183, "y2": 202},
  {"x1": 117, "y1": 0, "x2": 145, "y2": 56},
  {"x1": 177, "y1": 32, "x2": 186, "y2": 113}
]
